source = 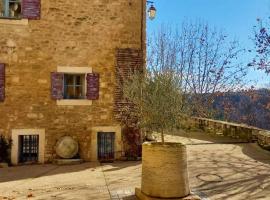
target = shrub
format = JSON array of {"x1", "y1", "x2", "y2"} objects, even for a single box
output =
[{"x1": 0, "y1": 135, "x2": 12, "y2": 163}]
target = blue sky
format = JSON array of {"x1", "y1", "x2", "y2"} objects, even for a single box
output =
[{"x1": 146, "y1": 0, "x2": 270, "y2": 88}]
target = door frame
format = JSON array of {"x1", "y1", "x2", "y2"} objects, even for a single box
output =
[
  {"x1": 11, "y1": 129, "x2": 45, "y2": 165},
  {"x1": 91, "y1": 126, "x2": 122, "y2": 161}
]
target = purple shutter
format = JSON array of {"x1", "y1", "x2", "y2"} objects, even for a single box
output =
[
  {"x1": 51, "y1": 72, "x2": 63, "y2": 100},
  {"x1": 86, "y1": 73, "x2": 99, "y2": 100},
  {"x1": 0, "y1": 64, "x2": 5, "y2": 102},
  {"x1": 22, "y1": 0, "x2": 41, "y2": 20}
]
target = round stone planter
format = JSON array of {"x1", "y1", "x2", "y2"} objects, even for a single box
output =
[{"x1": 141, "y1": 142, "x2": 190, "y2": 198}]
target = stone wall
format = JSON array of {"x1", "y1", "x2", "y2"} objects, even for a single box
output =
[
  {"x1": 257, "y1": 131, "x2": 270, "y2": 150},
  {"x1": 193, "y1": 117, "x2": 270, "y2": 151},
  {"x1": 0, "y1": 0, "x2": 146, "y2": 162}
]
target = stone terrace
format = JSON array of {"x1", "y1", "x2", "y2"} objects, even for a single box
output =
[{"x1": 0, "y1": 130, "x2": 270, "y2": 200}]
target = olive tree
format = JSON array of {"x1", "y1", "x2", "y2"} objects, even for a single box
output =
[{"x1": 118, "y1": 69, "x2": 187, "y2": 143}]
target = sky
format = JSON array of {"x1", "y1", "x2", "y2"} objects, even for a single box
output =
[{"x1": 146, "y1": 0, "x2": 270, "y2": 88}]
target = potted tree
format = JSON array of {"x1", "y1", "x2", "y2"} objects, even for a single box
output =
[{"x1": 120, "y1": 69, "x2": 191, "y2": 199}]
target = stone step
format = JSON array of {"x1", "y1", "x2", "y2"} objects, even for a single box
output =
[{"x1": 53, "y1": 159, "x2": 83, "y2": 165}]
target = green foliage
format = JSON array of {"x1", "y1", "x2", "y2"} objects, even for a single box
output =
[
  {"x1": 119, "y1": 69, "x2": 188, "y2": 143},
  {"x1": 0, "y1": 135, "x2": 12, "y2": 163}
]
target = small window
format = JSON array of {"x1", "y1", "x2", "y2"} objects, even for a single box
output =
[
  {"x1": 63, "y1": 74, "x2": 86, "y2": 99},
  {"x1": 0, "y1": 0, "x2": 22, "y2": 19}
]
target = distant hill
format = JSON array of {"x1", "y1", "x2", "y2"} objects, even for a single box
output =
[{"x1": 212, "y1": 89, "x2": 270, "y2": 130}]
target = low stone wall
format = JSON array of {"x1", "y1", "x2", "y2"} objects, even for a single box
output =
[
  {"x1": 192, "y1": 117, "x2": 270, "y2": 150},
  {"x1": 193, "y1": 117, "x2": 261, "y2": 142},
  {"x1": 192, "y1": 117, "x2": 270, "y2": 151}
]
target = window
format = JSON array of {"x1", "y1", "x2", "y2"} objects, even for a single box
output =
[
  {"x1": 52, "y1": 67, "x2": 98, "y2": 105},
  {"x1": 63, "y1": 74, "x2": 85, "y2": 99},
  {"x1": 0, "y1": 0, "x2": 22, "y2": 19}
]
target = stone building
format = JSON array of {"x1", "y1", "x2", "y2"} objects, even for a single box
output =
[{"x1": 0, "y1": 0, "x2": 146, "y2": 165}]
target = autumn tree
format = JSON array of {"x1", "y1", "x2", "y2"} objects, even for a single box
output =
[{"x1": 249, "y1": 18, "x2": 270, "y2": 73}]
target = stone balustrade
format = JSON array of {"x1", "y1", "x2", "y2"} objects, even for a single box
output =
[{"x1": 192, "y1": 117, "x2": 270, "y2": 150}]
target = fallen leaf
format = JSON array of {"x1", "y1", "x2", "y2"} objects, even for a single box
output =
[{"x1": 27, "y1": 193, "x2": 34, "y2": 198}]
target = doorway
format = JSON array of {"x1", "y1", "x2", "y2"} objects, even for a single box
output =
[
  {"x1": 97, "y1": 132, "x2": 115, "y2": 162},
  {"x1": 19, "y1": 135, "x2": 39, "y2": 163}
]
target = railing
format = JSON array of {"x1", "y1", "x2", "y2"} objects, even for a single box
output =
[{"x1": 192, "y1": 118, "x2": 270, "y2": 149}]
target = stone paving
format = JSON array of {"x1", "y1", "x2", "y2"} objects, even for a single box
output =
[{"x1": 0, "y1": 131, "x2": 270, "y2": 200}]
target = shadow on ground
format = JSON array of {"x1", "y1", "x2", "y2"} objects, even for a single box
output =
[
  {"x1": 174, "y1": 129, "x2": 270, "y2": 165},
  {"x1": 0, "y1": 161, "x2": 141, "y2": 183},
  {"x1": 102, "y1": 161, "x2": 141, "y2": 172},
  {"x1": 176, "y1": 130, "x2": 270, "y2": 200}
]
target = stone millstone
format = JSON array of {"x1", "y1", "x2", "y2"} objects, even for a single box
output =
[{"x1": 55, "y1": 136, "x2": 79, "y2": 159}]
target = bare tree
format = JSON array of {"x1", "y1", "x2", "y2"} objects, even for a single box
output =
[{"x1": 148, "y1": 21, "x2": 248, "y2": 117}]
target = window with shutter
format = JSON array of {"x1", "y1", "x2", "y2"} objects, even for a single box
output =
[
  {"x1": 22, "y1": 0, "x2": 40, "y2": 19},
  {"x1": 0, "y1": 63, "x2": 5, "y2": 102},
  {"x1": 86, "y1": 73, "x2": 99, "y2": 100},
  {"x1": 0, "y1": 0, "x2": 40, "y2": 20},
  {"x1": 51, "y1": 72, "x2": 64, "y2": 100},
  {"x1": 52, "y1": 67, "x2": 98, "y2": 106},
  {"x1": 0, "y1": 0, "x2": 22, "y2": 19}
]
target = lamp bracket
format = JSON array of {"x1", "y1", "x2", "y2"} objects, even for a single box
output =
[{"x1": 146, "y1": 1, "x2": 154, "y2": 5}]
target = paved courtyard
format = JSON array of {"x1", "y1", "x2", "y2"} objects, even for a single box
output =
[{"x1": 0, "y1": 131, "x2": 270, "y2": 200}]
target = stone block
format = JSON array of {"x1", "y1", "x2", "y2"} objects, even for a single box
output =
[
  {"x1": 53, "y1": 159, "x2": 83, "y2": 165},
  {"x1": 135, "y1": 188, "x2": 201, "y2": 200},
  {"x1": 257, "y1": 131, "x2": 270, "y2": 150}
]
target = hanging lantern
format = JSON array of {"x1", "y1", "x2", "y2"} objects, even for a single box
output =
[{"x1": 148, "y1": 4, "x2": 156, "y2": 20}]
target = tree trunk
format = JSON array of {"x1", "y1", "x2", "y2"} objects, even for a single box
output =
[{"x1": 161, "y1": 129, "x2": 165, "y2": 144}]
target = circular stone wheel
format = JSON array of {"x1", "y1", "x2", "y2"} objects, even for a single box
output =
[{"x1": 55, "y1": 136, "x2": 79, "y2": 159}]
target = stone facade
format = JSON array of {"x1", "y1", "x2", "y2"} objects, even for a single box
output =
[{"x1": 0, "y1": 0, "x2": 146, "y2": 163}]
